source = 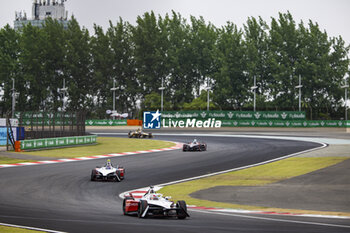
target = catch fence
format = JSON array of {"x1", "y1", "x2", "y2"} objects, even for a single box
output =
[{"x1": 15, "y1": 111, "x2": 87, "y2": 139}]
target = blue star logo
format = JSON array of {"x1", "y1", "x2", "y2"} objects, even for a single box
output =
[{"x1": 143, "y1": 110, "x2": 161, "y2": 129}]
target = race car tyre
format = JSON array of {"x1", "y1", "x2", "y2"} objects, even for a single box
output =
[
  {"x1": 122, "y1": 199, "x2": 127, "y2": 215},
  {"x1": 176, "y1": 200, "x2": 187, "y2": 219},
  {"x1": 148, "y1": 133, "x2": 153, "y2": 138},
  {"x1": 90, "y1": 171, "x2": 96, "y2": 181},
  {"x1": 128, "y1": 131, "x2": 132, "y2": 138},
  {"x1": 138, "y1": 200, "x2": 148, "y2": 218}
]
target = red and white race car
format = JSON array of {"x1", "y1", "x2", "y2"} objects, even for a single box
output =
[
  {"x1": 90, "y1": 159, "x2": 125, "y2": 182},
  {"x1": 123, "y1": 186, "x2": 189, "y2": 219}
]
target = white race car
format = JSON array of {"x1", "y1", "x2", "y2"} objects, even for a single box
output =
[
  {"x1": 183, "y1": 139, "x2": 207, "y2": 151},
  {"x1": 90, "y1": 159, "x2": 125, "y2": 182},
  {"x1": 123, "y1": 186, "x2": 189, "y2": 219}
]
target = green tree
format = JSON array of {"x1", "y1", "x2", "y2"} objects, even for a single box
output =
[
  {"x1": 41, "y1": 18, "x2": 67, "y2": 111},
  {"x1": 132, "y1": 12, "x2": 169, "y2": 97},
  {"x1": 298, "y1": 20, "x2": 349, "y2": 119},
  {"x1": 143, "y1": 92, "x2": 171, "y2": 111},
  {"x1": 182, "y1": 90, "x2": 217, "y2": 110},
  {"x1": 65, "y1": 17, "x2": 92, "y2": 111},
  {"x1": 0, "y1": 25, "x2": 21, "y2": 114},
  {"x1": 0, "y1": 11, "x2": 349, "y2": 119},
  {"x1": 214, "y1": 22, "x2": 247, "y2": 110},
  {"x1": 90, "y1": 24, "x2": 114, "y2": 118},
  {"x1": 243, "y1": 16, "x2": 271, "y2": 110},
  {"x1": 189, "y1": 16, "x2": 218, "y2": 96},
  {"x1": 107, "y1": 19, "x2": 139, "y2": 114},
  {"x1": 158, "y1": 11, "x2": 196, "y2": 109},
  {"x1": 268, "y1": 12, "x2": 301, "y2": 110},
  {"x1": 19, "y1": 23, "x2": 47, "y2": 111}
]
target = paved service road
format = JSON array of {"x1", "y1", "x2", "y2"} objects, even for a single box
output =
[{"x1": 0, "y1": 133, "x2": 349, "y2": 233}]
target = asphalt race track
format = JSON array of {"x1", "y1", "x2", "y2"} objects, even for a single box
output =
[{"x1": 0, "y1": 133, "x2": 350, "y2": 233}]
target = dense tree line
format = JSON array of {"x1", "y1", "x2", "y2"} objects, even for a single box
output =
[{"x1": 0, "y1": 12, "x2": 349, "y2": 119}]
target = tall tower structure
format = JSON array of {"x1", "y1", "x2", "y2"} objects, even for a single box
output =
[{"x1": 14, "y1": 0, "x2": 69, "y2": 30}]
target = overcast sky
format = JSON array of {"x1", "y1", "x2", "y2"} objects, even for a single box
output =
[{"x1": 1, "y1": 0, "x2": 349, "y2": 45}]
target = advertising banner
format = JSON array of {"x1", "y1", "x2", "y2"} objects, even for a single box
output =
[
  {"x1": 0, "y1": 118, "x2": 19, "y2": 127},
  {"x1": 161, "y1": 111, "x2": 306, "y2": 120},
  {"x1": 85, "y1": 119, "x2": 128, "y2": 126},
  {"x1": 15, "y1": 112, "x2": 76, "y2": 119},
  {"x1": 220, "y1": 120, "x2": 349, "y2": 128},
  {"x1": 161, "y1": 118, "x2": 349, "y2": 128},
  {"x1": 15, "y1": 112, "x2": 78, "y2": 126},
  {"x1": 0, "y1": 127, "x2": 18, "y2": 146},
  {"x1": 20, "y1": 135, "x2": 97, "y2": 150}
]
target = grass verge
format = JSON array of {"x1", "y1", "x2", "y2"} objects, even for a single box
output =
[
  {"x1": 160, "y1": 156, "x2": 350, "y2": 216},
  {"x1": 0, "y1": 156, "x2": 33, "y2": 164},
  {"x1": 0, "y1": 225, "x2": 42, "y2": 233},
  {"x1": 16, "y1": 137, "x2": 176, "y2": 158}
]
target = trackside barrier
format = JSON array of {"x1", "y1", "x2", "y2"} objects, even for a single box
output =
[
  {"x1": 127, "y1": 119, "x2": 142, "y2": 126},
  {"x1": 161, "y1": 111, "x2": 306, "y2": 120},
  {"x1": 219, "y1": 120, "x2": 350, "y2": 128},
  {"x1": 161, "y1": 119, "x2": 350, "y2": 128},
  {"x1": 18, "y1": 135, "x2": 97, "y2": 151},
  {"x1": 85, "y1": 119, "x2": 127, "y2": 126},
  {"x1": 85, "y1": 119, "x2": 142, "y2": 126}
]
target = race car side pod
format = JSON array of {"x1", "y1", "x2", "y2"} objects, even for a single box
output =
[{"x1": 141, "y1": 206, "x2": 149, "y2": 218}]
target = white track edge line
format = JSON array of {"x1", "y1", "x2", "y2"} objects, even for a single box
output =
[
  {"x1": 118, "y1": 139, "x2": 326, "y2": 198},
  {"x1": 0, "y1": 222, "x2": 67, "y2": 233},
  {"x1": 157, "y1": 141, "x2": 327, "y2": 186},
  {"x1": 0, "y1": 140, "x2": 181, "y2": 169},
  {"x1": 189, "y1": 209, "x2": 350, "y2": 229}
]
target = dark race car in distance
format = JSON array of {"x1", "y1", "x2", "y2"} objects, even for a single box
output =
[
  {"x1": 91, "y1": 159, "x2": 125, "y2": 182},
  {"x1": 128, "y1": 128, "x2": 153, "y2": 138},
  {"x1": 183, "y1": 139, "x2": 207, "y2": 151}
]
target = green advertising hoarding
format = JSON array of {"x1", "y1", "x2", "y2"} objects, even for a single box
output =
[
  {"x1": 85, "y1": 119, "x2": 127, "y2": 126},
  {"x1": 161, "y1": 111, "x2": 306, "y2": 120},
  {"x1": 220, "y1": 120, "x2": 349, "y2": 127},
  {"x1": 161, "y1": 119, "x2": 349, "y2": 128},
  {"x1": 15, "y1": 112, "x2": 77, "y2": 119},
  {"x1": 20, "y1": 119, "x2": 77, "y2": 126},
  {"x1": 20, "y1": 135, "x2": 97, "y2": 150},
  {"x1": 15, "y1": 111, "x2": 78, "y2": 126}
]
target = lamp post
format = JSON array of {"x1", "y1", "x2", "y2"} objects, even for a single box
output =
[
  {"x1": 295, "y1": 74, "x2": 303, "y2": 112},
  {"x1": 341, "y1": 79, "x2": 349, "y2": 121},
  {"x1": 11, "y1": 78, "x2": 19, "y2": 118},
  {"x1": 159, "y1": 77, "x2": 166, "y2": 112},
  {"x1": 59, "y1": 78, "x2": 68, "y2": 111},
  {"x1": 251, "y1": 76, "x2": 258, "y2": 112},
  {"x1": 11, "y1": 78, "x2": 15, "y2": 118},
  {"x1": 110, "y1": 78, "x2": 117, "y2": 120},
  {"x1": 205, "y1": 77, "x2": 211, "y2": 111}
]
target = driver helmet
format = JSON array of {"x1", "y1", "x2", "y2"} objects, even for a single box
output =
[
  {"x1": 149, "y1": 186, "x2": 155, "y2": 193},
  {"x1": 193, "y1": 139, "x2": 198, "y2": 143},
  {"x1": 106, "y1": 159, "x2": 112, "y2": 169}
]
